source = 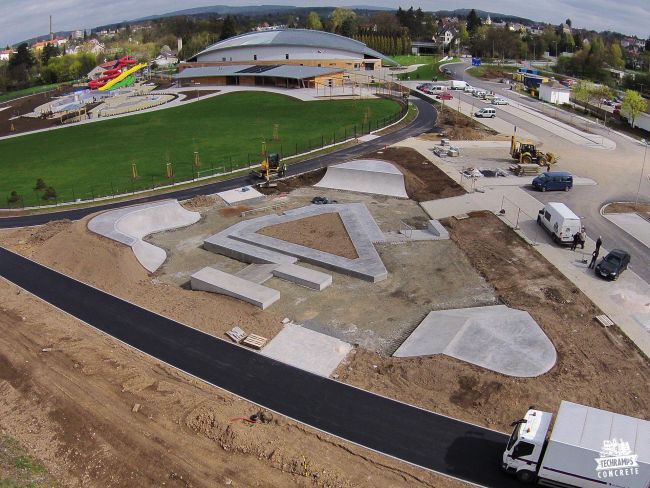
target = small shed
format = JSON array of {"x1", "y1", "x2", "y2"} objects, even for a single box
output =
[{"x1": 539, "y1": 83, "x2": 571, "y2": 105}]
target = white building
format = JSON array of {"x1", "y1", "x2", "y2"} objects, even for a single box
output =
[
  {"x1": 0, "y1": 49, "x2": 15, "y2": 61},
  {"x1": 539, "y1": 83, "x2": 571, "y2": 105},
  {"x1": 73, "y1": 30, "x2": 84, "y2": 40}
]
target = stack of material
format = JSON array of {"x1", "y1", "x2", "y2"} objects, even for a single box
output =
[{"x1": 511, "y1": 163, "x2": 541, "y2": 176}]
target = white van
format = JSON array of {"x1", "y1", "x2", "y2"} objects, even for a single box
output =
[
  {"x1": 449, "y1": 80, "x2": 467, "y2": 90},
  {"x1": 428, "y1": 85, "x2": 445, "y2": 93},
  {"x1": 537, "y1": 202, "x2": 582, "y2": 244},
  {"x1": 474, "y1": 107, "x2": 496, "y2": 118}
]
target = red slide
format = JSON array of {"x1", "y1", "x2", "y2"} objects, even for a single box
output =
[{"x1": 88, "y1": 56, "x2": 138, "y2": 90}]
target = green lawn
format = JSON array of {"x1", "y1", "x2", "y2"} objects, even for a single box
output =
[
  {"x1": 390, "y1": 55, "x2": 438, "y2": 66},
  {"x1": 0, "y1": 92, "x2": 402, "y2": 207},
  {"x1": 466, "y1": 64, "x2": 518, "y2": 78},
  {"x1": 0, "y1": 83, "x2": 65, "y2": 103},
  {"x1": 397, "y1": 57, "x2": 459, "y2": 81}
]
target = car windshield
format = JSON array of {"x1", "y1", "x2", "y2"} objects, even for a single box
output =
[
  {"x1": 507, "y1": 423, "x2": 522, "y2": 450},
  {"x1": 606, "y1": 254, "x2": 622, "y2": 265}
]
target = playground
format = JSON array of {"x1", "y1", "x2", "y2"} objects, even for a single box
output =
[{"x1": 0, "y1": 92, "x2": 402, "y2": 207}]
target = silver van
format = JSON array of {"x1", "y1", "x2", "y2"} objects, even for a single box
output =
[{"x1": 474, "y1": 107, "x2": 496, "y2": 118}]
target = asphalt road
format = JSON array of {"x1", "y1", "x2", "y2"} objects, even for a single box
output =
[
  {"x1": 0, "y1": 247, "x2": 523, "y2": 487},
  {"x1": 444, "y1": 61, "x2": 650, "y2": 283},
  {"x1": 0, "y1": 97, "x2": 435, "y2": 229}
]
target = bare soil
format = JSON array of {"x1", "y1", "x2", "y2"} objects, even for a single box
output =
[
  {"x1": 363, "y1": 147, "x2": 465, "y2": 201},
  {"x1": 336, "y1": 211, "x2": 650, "y2": 431},
  {"x1": 0, "y1": 86, "x2": 75, "y2": 136},
  {"x1": 0, "y1": 221, "x2": 468, "y2": 488},
  {"x1": 179, "y1": 90, "x2": 220, "y2": 101},
  {"x1": 603, "y1": 201, "x2": 650, "y2": 221},
  {"x1": 0, "y1": 434, "x2": 61, "y2": 487},
  {"x1": 434, "y1": 107, "x2": 498, "y2": 140},
  {"x1": 257, "y1": 168, "x2": 327, "y2": 195},
  {"x1": 258, "y1": 212, "x2": 359, "y2": 259}
]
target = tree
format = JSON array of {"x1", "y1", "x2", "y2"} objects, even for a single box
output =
[
  {"x1": 42, "y1": 186, "x2": 57, "y2": 201},
  {"x1": 9, "y1": 43, "x2": 35, "y2": 70},
  {"x1": 34, "y1": 178, "x2": 46, "y2": 191},
  {"x1": 621, "y1": 90, "x2": 648, "y2": 127},
  {"x1": 306, "y1": 11, "x2": 322, "y2": 30},
  {"x1": 606, "y1": 43, "x2": 625, "y2": 69},
  {"x1": 7, "y1": 191, "x2": 20, "y2": 204},
  {"x1": 572, "y1": 81, "x2": 592, "y2": 112},
  {"x1": 466, "y1": 9, "x2": 482, "y2": 34},
  {"x1": 331, "y1": 8, "x2": 356, "y2": 33},
  {"x1": 41, "y1": 43, "x2": 60, "y2": 65},
  {"x1": 286, "y1": 15, "x2": 297, "y2": 28},
  {"x1": 339, "y1": 16, "x2": 358, "y2": 38},
  {"x1": 565, "y1": 19, "x2": 572, "y2": 28},
  {"x1": 219, "y1": 15, "x2": 237, "y2": 41}
]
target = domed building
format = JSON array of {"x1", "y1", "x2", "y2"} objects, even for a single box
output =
[{"x1": 176, "y1": 29, "x2": 393, "y2": 88}]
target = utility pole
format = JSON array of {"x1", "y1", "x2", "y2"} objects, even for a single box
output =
[{"x1": 49, "y1": 15, "x2": 53, "y2": 41}]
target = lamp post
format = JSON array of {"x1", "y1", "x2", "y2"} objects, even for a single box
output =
[{"x1": 635, "y1": 139, "x2": 649, "y2": 210}]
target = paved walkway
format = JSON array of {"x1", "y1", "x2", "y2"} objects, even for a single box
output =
[
  {"x1": 604, "y1": 212, "x2": 650, "y2": 249},
  {"x1": 398, "y1": 138, "x2": 650, "y2": 357}
]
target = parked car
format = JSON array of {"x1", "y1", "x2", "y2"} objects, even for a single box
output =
[
  {"x1": 464, "y1": 85, "x2": 475, "y2": 93},
  {"x1": 474, "y1": 107, "x2": 496, "y2": 118},
  {"x1": 436, "y1": 92, "x2": 454, "y2": 100},
  {"x1": 532, "y1": 171, "x2": 573, "y2": 192},
  {"x1": 537, "y1": 202, "x2": 581, "y2": 244},
  {"x1": 595, "y1": 249, "x2": 630, "y2": 280},
  {"x1": 491, "y1": 97, "x2": 508, "y2": 105},
  {"x1": 473, "y1": 90, "x2": 487, "y2": 98}
]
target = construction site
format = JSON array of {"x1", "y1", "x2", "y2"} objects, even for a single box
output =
[{"x1": 1, "y1": 133, "x2": 649, "y2": 487}]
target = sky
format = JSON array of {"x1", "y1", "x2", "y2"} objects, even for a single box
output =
[{"x1": 1, "y1": 0, "x2": 649, "y2": 47}]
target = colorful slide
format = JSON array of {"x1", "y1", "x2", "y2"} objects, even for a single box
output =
[
  {"x1": 99, "y1": 63, "x2": 147, "y2": 91},
  {"x1": 88, "y1": 56, "x2": 145, "y2": 90}
]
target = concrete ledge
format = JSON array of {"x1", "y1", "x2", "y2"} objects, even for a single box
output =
[
  {"x1": 273, "y1": 264, "x2": 332, "y2": 290},
  {"x1": 191, "y1": 267, "x2": 280, "y2": 310},
  {"x1": 427, "y1": 219, "x2": 450, "y2": 240}
]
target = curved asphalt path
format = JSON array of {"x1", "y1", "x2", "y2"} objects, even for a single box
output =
[
  {"x1": 0, "y1": 97, "x2": 435, "y2": 229},
  {"x1": 0, "y1": 246, "x2": 521, "y2": 487}
]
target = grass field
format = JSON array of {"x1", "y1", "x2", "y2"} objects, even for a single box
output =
[
  {"x1": 466, "y1": 64, "x2": 518, "y2": 79},
  {"x1": 0, "y1": 92, "x2": 402, "y2": 206},
  {"x1": 0, "y1": 83, "x2": 65, "y2": 103},
  {"x1": 390, "y1": 55, "x2": 437, "y2": 66},
  {"x1": 397, "y1": 57, "x2": 459, "y2": 81}
]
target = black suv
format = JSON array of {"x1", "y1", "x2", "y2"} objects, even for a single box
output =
[{"x1": 595, "y1": 249, "x2": 630, "y2": 280}]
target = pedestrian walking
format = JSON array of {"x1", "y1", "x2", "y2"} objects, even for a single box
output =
[
  {"x1": 589, "y1": 249, "x2": 599, "y2": 268},
  {"x1": 571, "y1": 232, "x2": 580, "y2": 251},
  {"x1": 579, "y1": 228, "x2": 587, "y2": 250},
  {"x1": 595, "y1": 236, "x2": 602, "y2": 252}
]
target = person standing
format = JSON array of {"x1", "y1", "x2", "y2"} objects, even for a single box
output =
[
  {"x1": 589, "y1": 248, "x2": 600, "y2": 268},
  {"x1": 571, "y1": 231, "x2": 580, "y2": 251},
  {"x1": 579, "y1": 228, "x2": 587, "y2": 249},
  {"x1": 595, "y1": 236, "x2": 603, "y2": 252}
]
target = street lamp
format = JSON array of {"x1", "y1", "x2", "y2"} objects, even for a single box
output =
[{"x1": 635, "y1": 139, "x2": 649, "y2": 210}]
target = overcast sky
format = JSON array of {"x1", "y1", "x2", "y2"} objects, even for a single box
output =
[{"x1": 1, "y1": 0, "x2": 648, "y2": 47}]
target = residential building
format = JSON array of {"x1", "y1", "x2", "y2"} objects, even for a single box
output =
[
  {"x1": 435, "y1": 27, "x2": 458, "y2": 47},
  {"x1": 0, "y1": 49, "x2": 16, "y2": 61}
]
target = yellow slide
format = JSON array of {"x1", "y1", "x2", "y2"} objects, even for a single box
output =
[{"x1": 99, "y1": 63, "x2": 147, "y2": 91}]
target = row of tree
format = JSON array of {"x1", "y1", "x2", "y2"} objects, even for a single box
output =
[
  {"x1": 572, "y1": 81, "x2": 648, "y2": 126},
  {"x1": 354, "y1": 35, "x2": 413, "y2": 56}
]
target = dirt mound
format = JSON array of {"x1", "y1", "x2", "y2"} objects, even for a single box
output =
[
  {"x1": 257, "y1": 212, "x2": 358, "y2": 259},
  {"x1": 182, "y1": 195, "x2": 217, "y2": 210},
  {"x1": 218, "y1": 205, "x2": 252, "y2": 217}
]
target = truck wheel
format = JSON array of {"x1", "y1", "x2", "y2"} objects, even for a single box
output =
[
  {"x1": 541, "y1": 186, "x2": 546, "y2": 192},
  {"x1": 565, "y1": 186, "x2": 570, "y2": 192},
  {"x1": 516, "y1": 470, "x2": 536, "y2": 483}
]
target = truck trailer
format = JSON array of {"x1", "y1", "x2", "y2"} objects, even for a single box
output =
[{"x1": 502, "y1": 401, "x2": 649, "y2": 487}]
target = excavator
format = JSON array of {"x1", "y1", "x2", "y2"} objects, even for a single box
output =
[
  {"x1": 250, "y1": 142, "x2": 287, "y2": 186},
  {"x1": 510, "y1": 135, "x2": 558, "y2": 166}
]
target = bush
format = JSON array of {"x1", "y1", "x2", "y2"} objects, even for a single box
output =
[
  {"x1": 34, "y1": 178, "x2": 46, "y2": 191},
  {"x1": 7, "y1": 190, "x2": 20, "y2": 203},
  {"x1": 42, "y1": 186, "x2": 57, "y2": 201}
]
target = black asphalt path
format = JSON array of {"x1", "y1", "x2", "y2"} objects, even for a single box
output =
[
  {"x1": 0, "y1": 97, "x2": 436, "y2": 229},
  {"x1": 0, "y1": 247, "x2": 522, "y2": 487}
]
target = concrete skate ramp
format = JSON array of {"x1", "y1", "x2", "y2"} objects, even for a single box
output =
[
  {"x1": 315, "y1": 159, "x2": 408, "y2": 198},
  {"x1": 88, "y1": 200, "x2": 201, "y2": 273},
  {"x1": 393, "y1": 305, "x2": 557, "y2": 377}
]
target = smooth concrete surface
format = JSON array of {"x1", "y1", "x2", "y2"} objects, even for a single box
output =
[
  {"x1": 190, "y1": 266, "x2": 280, "y2": 309},
  {"x1": 217, "y1": 185, "x2": 265, "y2": 205},
  {"x1": 260, "y1": 323, "x2": 352, "y2": 377},
  {"x1": 315, "y1": 159, "x2": 409, "y2": 198},
  {"x1": 235, "y1": 263, "x2": 279, "y2": 284},
  {"x1": 603, "y1": 213, "x2": 650, "y2": 249},
  {"x1": 272, "y1": 263, "x2": 332, "y2": 291},
  {"x1": 88, "y1": 200, "x2": 200, "y2": 272},
  {"x1": 394, "y1": 305, "x2": 557, "y2": 377},
  {"x1": 204, "y1": 203, "x2": 388, "y2": 282}
]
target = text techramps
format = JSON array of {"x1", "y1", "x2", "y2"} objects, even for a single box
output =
[{"x1": 0, "y1": 247, "x2": 522, "y2": 488}]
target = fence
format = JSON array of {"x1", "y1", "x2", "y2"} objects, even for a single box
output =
[
  {"x1": 497, "y1": 195, "x2": 544, "y2": 246},
  {"x1": 2, "y1": 100, "x2": 408, "y2": 210}
]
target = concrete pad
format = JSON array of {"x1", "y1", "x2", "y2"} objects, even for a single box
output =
[
  {"x1": 261, "y1": 323, "x2": 352, "y2": 377},
  {"x1": 393, "y1": 305, "x2": 557, "y2": 377},
  {"x1": 272, "y1": 263, "x2": 332, "y2": 290},
  {"x1": 217, "y1": 186, "x2": 264, "y2": 205},
  {"x1": 603, "y1": 213, "x2": 650, "y2": 249},
  {"x1": 315, "y1": 159, "x2": 409, "y2": 198},
  {"x1": 190, "y1": 267, "x2": 280, "y2": 309},
  {"x1": 88, "y1": 200, "x2": 200, "y2": 272},
  {"x1": 235, "y1": 264, "x2": 279, "y2": 284}
]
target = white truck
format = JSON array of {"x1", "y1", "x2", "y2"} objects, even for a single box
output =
[
  {"x1": 502, "y1": 401, "x2": 650, "y2": 487},
  {"x1": 449, "y1": 80, "x2": 468, "y2": 90},
  {"x1": 537, "y1": 202, "x2": 581, "y2": 245}
]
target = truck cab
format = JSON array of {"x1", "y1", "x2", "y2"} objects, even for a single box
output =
[{"x1": 502, "y1": 408, "x2": 553, "y2": 483}]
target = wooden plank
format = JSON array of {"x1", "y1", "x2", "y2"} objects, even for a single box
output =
[{"x1": 242, "y1": 333, "x2": 268, "y2": 350}]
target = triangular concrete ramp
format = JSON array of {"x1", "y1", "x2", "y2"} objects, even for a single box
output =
[{"x1": 315, "y1": 159, "x2": 409, "y2": 198}]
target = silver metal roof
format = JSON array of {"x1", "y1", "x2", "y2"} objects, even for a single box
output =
[
  {"x1": 175, "y1": 65, "x2": 343, "y2": 80},
  {"x1": 190, "y1": 29, "x2": 396, "y2": 64}
]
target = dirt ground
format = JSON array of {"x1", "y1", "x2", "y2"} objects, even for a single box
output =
[
  {"x1": 336, "y1": 211, "x2": 650, "y2": 431},
  {"x1": 178, "y1": 90, "x2": 220, "y2": 101},
  {"x1": 0, "y1": 222, "x2": 468, "y2": 488},
  {"x1": 603, "y1": 201, "x2": 650, "y2": 221},
  {"x1": 433, "y1": 106, "x2": 499, "y2": 140},
  {"x1": 0, "y1": 85, "x2": 74, "y2": 136},
  {"x1": 258, "y1": 212, "x2": 359, "y2": 259},
  {"x1": 0, "y1": 434, "x2": 61, "y2": 487}
]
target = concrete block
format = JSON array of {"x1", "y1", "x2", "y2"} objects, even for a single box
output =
[
  {"x1": 427, "y1": 219, "x2": 450, "y2": 240},
  {"x1": 273, "y1": 264, "x2": 332, "y2": 291},
  {"x1": 191, "y1": 267, "x2": 280, "y2": 310}
]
